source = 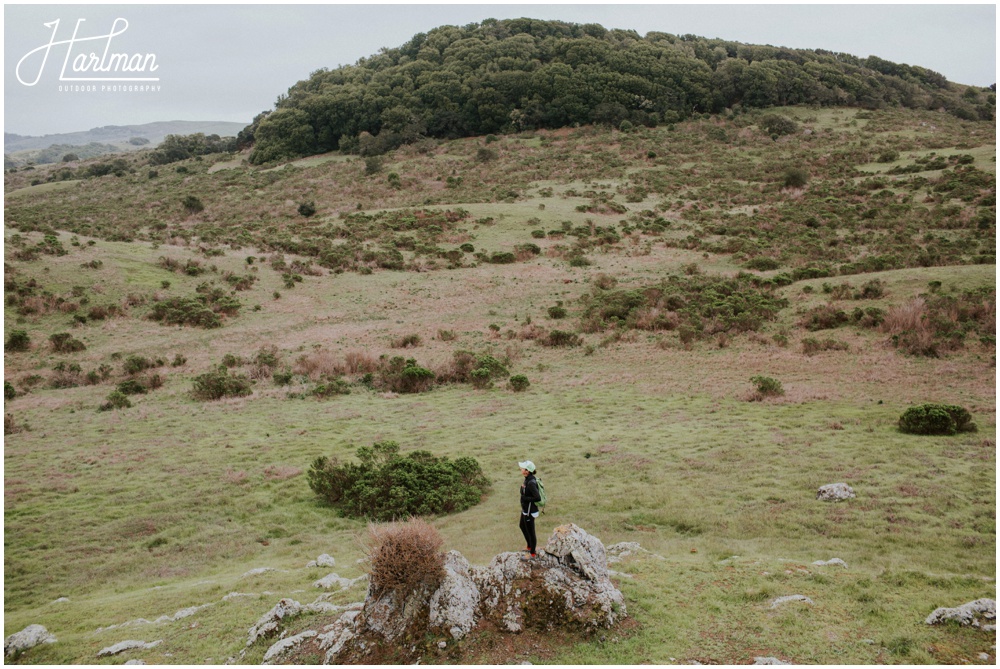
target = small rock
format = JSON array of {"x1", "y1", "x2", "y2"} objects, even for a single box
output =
[
  {"x1": 754, "y1": 657, "x2": 790, "y2": 665},
  {"x1": 606, "y1": 541, "x2": 643, "y2": 563},
  {"x1": 925, "y1": 598, "x2": 996, "y2": 628},
  {"x1": 52, "y1": 597, "x2": 70, "y2": 604},
  {"x1": 861, "y1": 639, "x2": 875, "y2": 645},
  {"x1": 438, "y1": 641, "x2": 447, "y2": 649},
  {"x1": 241, "y1": 567, "x2": 276, "y2": 579},
  {"x1": 313, "y1": 573, "x2": 353, "y2": 590},
  {"x1": 316, "y1": 554, "x2": 336, "y2": 568},
  {"x1": 97, "y1": 640, "x2": 162, "y2": 657},
  {"x1": 978, "y1": 653, "x2": 990, "y2": 661},
  {"x1": 812, "y1": 558, "x2": 848, "y2": 568},
  {"x1": 817, "y1": 483, "x2": 855, "y2": 502},
  {"x1": 4, "y1": 625, "x2": 57, "y2": 658},
  {"x1": 124, "y1": 661, "x2": 146, "y2": 666},
  {"x1": 770, "y1": 595, "x2": 814, "y2": 609}
]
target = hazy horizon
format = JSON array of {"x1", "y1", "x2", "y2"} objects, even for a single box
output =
[{"x1": 5, "y1": 3, "x2": 997, "y2": 137}]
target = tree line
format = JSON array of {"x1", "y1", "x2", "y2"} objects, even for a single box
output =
[{"x1": 236, "y1": 18, "x2": 993, "y2": 163}]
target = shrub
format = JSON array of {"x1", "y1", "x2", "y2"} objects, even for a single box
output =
[
  {"x1": 309, "y1": 379, "x2": 352, "y2": 398},
  {"x1": 782, "y1": 167, "x2": 809, "y2": 189},
  {"x1": 191, "y1": 366, "x2": 253, "y2": 400},
  {"x1": 802, "y1": 337, "x2": 850, "y2": 355},
  {"x1": 5, "y1": 330, "x2": 30, "y2": 352},
  {"x1": 745, "y1": 257, "x2": 781, "y2": 271},
  {"x1": 459, "y1": 243, "x2": 475, "y2": 253},
  {"x1": 544, "y1": 330, "x2": 583, "y2": 347},
  {"x1": 307, "y1": 440, "x2": 491, "y2": 522},
  {"x1": 488, "y1": 251, "x2": 516, "y2": 264},
  {"x1": 568, "y1": 254, "x2": 591, "y2": 267},
  {"x1": 181, "y1": 195, "x2": 204, "y2": 215},
  {"x1": 123, "y1": 355, "x2": 158, "y2": 375},
  {"x1": 98, "y1": 390, "x2": 132, "y2": 411},
  {"x1": 898, "y1": 404, "x2": 977, "y2": 435},
  {"x1": 5, "y1": 382, "x2": 18, "y2": 400},
  {"x1": 392, "y1": 333, "x2": 422, "y2": 348},
  {"x1": 759, "y1": 114, "x2": 799, "y2": 137},
  {"x1": 272, "y1": 368, "x2": 294, "y2": 385},
  {"x1": 297, "y1": 201, "x2": 317, "y2": 217},
  {"x1": 749, "y1": 375, "x2": 784, "y2": 400},
  {"x1": 363, "y1": 517, "x2": 445, "y2": 598},
  {"x1": 547, "y1": 305, "x2": 567, "y2": 319},
  {"x1": 49, "y1": 332, "x2": 86, "y2": 353},
  {"x1": 508, "y1": 375, "x2": 530, "y2": 392},
  {"x1": 800, "y1": 304, "x2": 850, "y2": 331},
  {"x1": 437, "y1": 329, "x2": 457, "y2": 342},
  {"x1": 116, "y1": 379, "x2": 149, "y2": 395}
]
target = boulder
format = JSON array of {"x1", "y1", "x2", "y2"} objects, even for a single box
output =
[
  {"x1": 925, "y1": 598, "x2": 996, "y2": 629},
  {"x1": 754, "y1": 657, "x2": 791, "y2": 665},
  {"x1": 428, "y1": 551, "x2": 480, "y2": 639},
  {"x1": 543, "y1": 523, "x2": 609, "y2": 581},
  {"x1": 816, "y1": 483, "x2": 855, "y2": 502},
  {"x1": 4, "y1": 624, "x2": 56, "y2": 658}
]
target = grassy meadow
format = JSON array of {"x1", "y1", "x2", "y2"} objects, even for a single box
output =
[{"x1": 3, "y1": 106, "x2": 995, "y2": 664}]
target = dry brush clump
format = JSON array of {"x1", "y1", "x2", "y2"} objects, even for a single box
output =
[{"x1": 362, "y1": 517, "x2": 445, "y2": 599}]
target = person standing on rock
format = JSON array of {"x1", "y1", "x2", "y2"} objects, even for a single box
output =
[{"x1": 518, "y1": 460, "x2": 541, "y2": 559}]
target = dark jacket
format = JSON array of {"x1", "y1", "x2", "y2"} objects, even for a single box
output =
[{"x1": 520, "y1": 474, "x2": 541, "y2": 515}]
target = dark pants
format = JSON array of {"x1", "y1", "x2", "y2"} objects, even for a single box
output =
[{"x1": 519, "y1": 513, "x2": 536, "y2": 552}]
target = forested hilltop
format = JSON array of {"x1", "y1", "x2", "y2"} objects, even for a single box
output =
[{"x1": 243, "y1": 17, "x2": 995, "y2": 163}]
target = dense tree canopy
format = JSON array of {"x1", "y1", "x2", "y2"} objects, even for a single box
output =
[{"x1": 246, "y1": 18, "x2": 992, "y2": 163}]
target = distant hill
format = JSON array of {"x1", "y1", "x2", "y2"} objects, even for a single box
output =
[
  {"x1": 5, "y1": 121, "x2": 246, "y2": 153},
  {"x1": 244, "y1": 18, "x2": 995, "y2": 164}
]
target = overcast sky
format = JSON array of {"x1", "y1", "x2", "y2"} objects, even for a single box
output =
[{"x1": 4, "y1": 2, "x2": 997, "y2": 137}]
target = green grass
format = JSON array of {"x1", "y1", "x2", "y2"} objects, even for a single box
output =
[{"x1": 3, "y1": 106, "x2": 995, "y2": 664}]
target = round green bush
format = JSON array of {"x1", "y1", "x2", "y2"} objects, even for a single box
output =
[
  {"x1": 508, "y1": 375, "x2": 530, "y2": 392},
  {"x1": 898, "y1": 404, "x2": 977, "y2": 435},
  {"x1": 5, "y1": 330, "x2": 30, "y2": 352},
  {"x1": 308, "y1": 441, "x2": 492, "y2": 521}
]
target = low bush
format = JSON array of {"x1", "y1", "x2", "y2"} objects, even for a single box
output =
[
  {"x1": 5, "y1": 382, "x2": 18, "y2": 400},
  {"x1": 800, "y1": 304, "x2": 850, "y2": 331},
  {"x1": 98, "y1": 390, "x2": 132, "y2": 411},
  {"x1": 547, "y1": 305, "x2": 567, "y2": 319},
  {"x1": 5, "y1": 330, "x2": 30, "y2": 352},
  {"x1": 898, "y1": 404, "x2": 977, "y2": 435},
  {"x1": 542, "y1": 330, "x2": 583, "y2": 347},
  {"x1": 363, "y1": 517, "x2": 445, "y2": 598},
  {"x1": 307, "y1": 441, "x2": 492, "y2": 521},
  {"x1": 508, "y1": 374, "x2": 530, "y2": 392},
  {"x1": 749, "y1": 375, "x2": 784, "y2": 400},
  {"x1": 49, "y1": 332, "x2": 86, "y2": 353},
  {"x1": 392, "y1": 333, "x2": 422, "y2": 348},
  {"x1": 309, "y1": 379, "x2": 352, "y2": 398},
  {"x1": 191, "y1": 366, "x2": 253, "y2": 400},
  {"x1": 802, "y1": 337, "x2": 850, "y2": 355}
]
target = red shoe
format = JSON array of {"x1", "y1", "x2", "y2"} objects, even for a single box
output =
[{"x1": 520, "y1": 551, "x2": 538, "y2": 561}]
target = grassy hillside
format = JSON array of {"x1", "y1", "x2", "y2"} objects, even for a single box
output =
[{"x1": 3, "y1": 105, "x2": 995, "y2": 665}]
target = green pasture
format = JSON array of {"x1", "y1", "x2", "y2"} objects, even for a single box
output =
[{"x1": 3, "y1": 106, "x2": 995, "y2": 664}]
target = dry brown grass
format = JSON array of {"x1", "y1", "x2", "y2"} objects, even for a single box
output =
[
  {"x1": 362, "y1": 517, "x2": 444, "y2": 598},
  {"x1": 881, "y1": 297, "x2": 928, "y2": 334}
]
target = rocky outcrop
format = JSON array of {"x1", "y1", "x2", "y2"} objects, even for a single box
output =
[
  {"x1": 4, "y1": 624, "x2": 56, "y2": 658},
  {"x1": 256, "y1": 524, "x2": 628, "y2": 664},
  {"x1": 816, "y1": 483, "x2": 855, "y2": 502},
  {"x1": 925, "y1": 598, "x2": 996, "y2": 630}
]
